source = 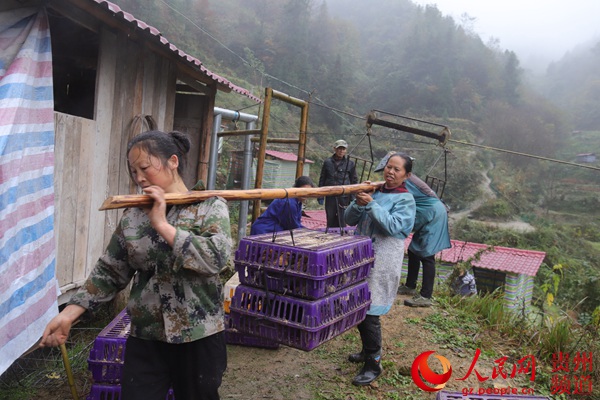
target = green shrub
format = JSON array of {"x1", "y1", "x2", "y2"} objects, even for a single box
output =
[
  {"x1": 470, "y1": 198, "x2": 514, "y2": 220},
  {"x1": 537, "y1": 316, "x2": 572, "y2": 358}
]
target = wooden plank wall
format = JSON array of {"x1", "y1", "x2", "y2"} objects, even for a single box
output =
[
  {"x1": 197, "y1": 87, "x2": 215, "y2": 184},
  {"x1": 54, "y1": 112, "x2": 96, "y2": 290},
  {"x1": 56, "y1": 27, "x2": 179, "y2": 301},
  {"x1": 102, "y1": 31, "x2": 178, "y2": 247},
  {"x1": 173, "y1": 116, "x2": 203, "y2": 188},
  {"x1": 87, "y1": 27, "x2": 117, "y2": 284},
  {"x1": 173, "y1": 93, "x2": 210, "y2": 188}
]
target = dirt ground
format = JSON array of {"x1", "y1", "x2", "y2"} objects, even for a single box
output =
[
  {"x1": 221, "y1": 293, "x2": 443, "y2": 400},
  {"x1": 7, "y1": 290, "x2": 541, "y2": 400},
  {"x1": 7, "y1": 187, "x2": 541, "y2": 400},
  {"x1": 219, "y1": 291, "x2": 525, "y2": 400}
]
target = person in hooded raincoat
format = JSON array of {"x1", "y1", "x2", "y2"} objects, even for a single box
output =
[{"x1": 398, "y1": 174, "x2": 451, "y2": 307}]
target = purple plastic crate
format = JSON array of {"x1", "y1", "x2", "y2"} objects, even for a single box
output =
[
  {"x1": 88, "y1": 309, "x2": 130, "y2": 383},
  {"x1": 230, "y1": 281, "x2": 371, "y2": 329},
  {"x1": 235, "y1": 258, "x2": 372, "y2": 299},
  {"x1": 229, "y1": 302, "x2": 368, "y2": 351},
  {"x1": 318, "y1": 227, "x2": 356, "y2": 235},
  {"x1": 88, "y1": 359, "x2": 124, "y2": 384},
  {"x1": 236, "y1": 228, "x2": 374, "y2": 277},
  {"x1": 224, "y1": 328, "x2": 280, "y2": 349},
  {"x1": 224, "y1": 313, "x2": 279, "y2": 349},
  {"x1": 436, "y1": 391, "x2": 549, "y2": 400},
  {"x1": 86, "y1": 383, "x2": 174, "y2": 400}
]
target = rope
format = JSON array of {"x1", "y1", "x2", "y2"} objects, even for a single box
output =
[
  {"x1": 366, "y1": 129, "x2": 374, "y2": 181},
  {"x1": 425, "y1": 149, "x2": 445, "y2": 177},
  {"x1": 154, "y1": 0, "x2": 598, "y2": 175},
  {"x1": 445, "y1": 149, "x2": 448, "y2": 183},
  {"x1": 129, "y1": 114, "x2": 156, "y2": 138},
  {"x1": 235, "y1": 103, "x2": 261, "y2": 112},
  {"x1": 308, "y1": 100, "x2": 367, "y2": 120},
  {"x1": 268, "y1": 188, "x2": 296, "y2": 245},
  {"x1": 283, "y1": 189, "x2": 296, "y2": 246},
  {"x1": 448, "y1": 139, "x2": 600, "y2": 172},
  {"x1": 127, "y1": 115, "x2": 156, "y2": 193}
]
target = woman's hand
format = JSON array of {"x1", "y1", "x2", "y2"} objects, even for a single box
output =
[
  {"x1": 361, "y1": 181, "x2": 378, "y2": 194},
  {"x1": 355, "y1": 192, "x2": 373, "y2": 206},
  {"x1": 142, "y1": 185, "x2": 167, "y2": 226},
  {"x1": 40, "y1": 304, "x2": 86, "y2": 347},
  {"x1": 142, "y1": 185, "x2": 176, "y2": 246}
]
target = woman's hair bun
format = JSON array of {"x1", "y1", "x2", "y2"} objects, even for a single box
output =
[{"x1": 170, "y1": 130, "x2": 191, "y2": 154}]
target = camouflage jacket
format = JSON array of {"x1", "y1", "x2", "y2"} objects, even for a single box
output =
[{"x1": 69, "y1": 197, "x2": 232, "y2": 343}]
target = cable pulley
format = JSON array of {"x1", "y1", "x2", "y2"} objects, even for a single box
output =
[{"x1": 366, "y1": 110, "x2": 451, "y2": 146}]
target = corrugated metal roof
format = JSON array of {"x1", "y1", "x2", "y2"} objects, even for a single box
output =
[
  {"x1": 88, "y1": 0, "x2": 260, "y2": 102},
  {"x1": 300, "y1": 210, "x2": 546, "y2": 276},
  {"x1": 301, "y1": 210, "x2": 327, "y2": 230},
  {"x1": 434, "y1": 240, "x2": 546, "y2": 276},
  {"x1": 265, "y1": 149, "x2": 314, "y2": 163}
]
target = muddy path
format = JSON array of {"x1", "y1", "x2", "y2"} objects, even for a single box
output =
[{"x1": 448, "y1": 162, "x2": 535, "y2": 233}]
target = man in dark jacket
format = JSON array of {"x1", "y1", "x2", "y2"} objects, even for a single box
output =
[{"x1": 318, "y1": 139, "x2": 358, "y2": 227}]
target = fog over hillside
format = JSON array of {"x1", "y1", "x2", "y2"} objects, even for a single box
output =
[
  {"x1": 327, "y1": 0, "x2": 600, "y2": 73},
  {"x1": 409, "y1": 0, "x2": 600, "y2": 72}
]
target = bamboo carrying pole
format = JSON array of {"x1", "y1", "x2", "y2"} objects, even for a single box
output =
[
  {"x1": 60, "y1": 343, "x2": 79, "y2": 400},
  {"x1": 99, "y1": 182, "x2": 384, "y2": 211}
]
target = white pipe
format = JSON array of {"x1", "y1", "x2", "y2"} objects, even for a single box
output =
[{"x1": 210, "y1": 108, "x2": 259, "y2": 241}]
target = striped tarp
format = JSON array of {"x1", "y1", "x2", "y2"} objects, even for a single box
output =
[{"x1": 0, "y1": 8, "x2": 58, "y2": 375}]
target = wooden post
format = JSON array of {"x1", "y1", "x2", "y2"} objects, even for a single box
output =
[
  {"x1": 296, "y1": 100, "x2": 308, "y2": 180},
  {"x1": 252, "y1": 87, "x2": 272, "y2": 222}
]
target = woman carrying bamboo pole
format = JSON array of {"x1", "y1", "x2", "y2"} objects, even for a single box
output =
[
  {"x1": 40, "y1": 130, "x2": 231, "y2": 400},
  {"x1": 344, "y1": 153, "x2": 416, "y2": 386}
]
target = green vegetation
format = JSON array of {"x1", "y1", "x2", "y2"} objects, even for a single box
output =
[
  {"x1": 305, "y1": 282, "x2": 599, "y2": 399},
  {"x1": 422, "y1": 310, "x2": 482, "y2": 351},
  {"x1": 470, "y1": 198, "x2": 515, "y2": 221},
  {"x1": 0, "y1": 304, "x2": 116, "y2": 400},
  {"x1": 7, "y1": 0, "x2": 599, "y2": 397},
  {"x1": 451, "y1": 213, "x2": 600, "y2": 315},
  {"x1": 440, "y1": 290, "x2": 599, "y2": 398}
]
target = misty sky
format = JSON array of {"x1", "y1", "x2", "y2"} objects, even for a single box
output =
[{"x1": 412, "y1": 0, "x2": 600, "y2": 72}]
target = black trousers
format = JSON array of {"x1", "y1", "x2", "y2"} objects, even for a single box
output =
[
  {"x1": 357, "y1": 314, "x2": 381, "y2": 356},
  {"x1": 325, "y1": 195, "x2": 351, "y2": 228},
  {"x1": 405, "y1": 249, "x2": 436, "y2": 299},
  {"x1": 121, "y1": 332, "x2": 227, "y2": 400}
]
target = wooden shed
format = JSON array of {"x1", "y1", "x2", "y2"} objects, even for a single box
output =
[
  {"x1": 253, "y1": 149, "x2": 314, "y2": 189},
  {"x1": 227, "y1": 149, "x2": 314, "y2": 190},
  {"x1": 3, "y1": 0, "x2": 258, "y2": 303},
  {"x1": 402, "y1": 239, "x2": 546, "y2": 312}
]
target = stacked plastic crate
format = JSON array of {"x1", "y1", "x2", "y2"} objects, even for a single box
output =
[
  {"x1": 318, "y1": 226, "x2": 357, "y2": 236},
  {"x1": 223, "y1": 272, "x2": 279, "y2": 349},
  {"x1": 86, "y1": 309, "x2": 175, "y2": 400},
  {"x1": 229, "y1": 228, "x2": 374, "y2": 351}
]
